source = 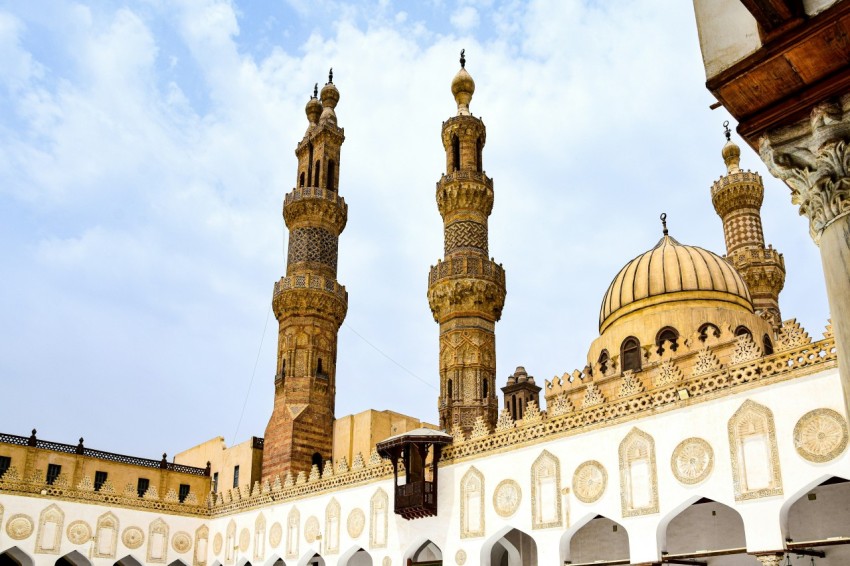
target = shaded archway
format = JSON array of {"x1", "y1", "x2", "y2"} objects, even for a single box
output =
[
  {"x1": 0, "y1": 547, "x2": 34, "y2": 566},
  {"x1": 114, "y1": 557, "x2": 143, "y2": 566},
  {"x1": 168, "y1": 561, "x2": 189, "y2": 566},
  {"x1": 407, "y1": 540, "x2": 442, "y2": 565},
  {"x1": 563, "y1": 514, "x2": 628, "y2": 565},
  {"x1": 338, "y1": 547, "x2": 372, "y2": 566},
  {"x1": 264, "y1": 556, "x2": 286, "y2": 566},
  {"x1": 481, "y1": 526, "x2": 537, "y2": 566},
  {"x1": 782, "y1": 475, "x2": 850, "y2": 564},
  {"x1": 659, "y1": 497, "x2": 751, "y2": 564},
  {"x1": 56, "y1": 551, "x2": 91, "y2": 566},
  {"x1": 297, "y1": 552, "x2": 325, "y2": 566}
]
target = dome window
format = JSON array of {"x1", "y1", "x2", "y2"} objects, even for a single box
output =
[
  {"x1": 597, "y1": 350, "x2": 610, "y2": 374},
  {"x1": 621, "y1": 337, "x2": 642, "y2": 372},
  {"x1": 698, "y1": 323, "x2": 721, "y2": 342},
  {"x1": 655, "y1": 327, "x2": 679, "y2": 355},
  {"x1": 735, "y1": 326, "x2": 752, "y2": 338},
  {"x1": 763, "y1": 334, "x2": 774, "y2": 355}
]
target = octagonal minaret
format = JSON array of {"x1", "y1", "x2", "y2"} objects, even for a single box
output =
[
  {"x1": 427, "y1": 52, "x2": 506, "y2": 434},
  {"x1": 263, "y1": 72, "x2": 348, "y2": 480},
  {"x1": 711, "y1": 123, "x2": 785, "y2": 330}
]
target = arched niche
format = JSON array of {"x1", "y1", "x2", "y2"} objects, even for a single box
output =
[
  {"x1": 563, "y1": 514, "x2": 628, "y2": 565},
  {"x1": 338, "y1": 547, "x2": 372, "y2": 566},
  {"x1": 460, "y1": 467, "x2": 485, "y2": 538},
  {"x1": 531, "y1": 449, "x2": 562, "y2": 529},
  {"x1": 407, "y1": 540, "x2": 442, "y2": 565},
  {"x1": 286, "y1": 508, "x2": 300, "y2": 560},
  {"x1": 658, "y1": 497, "x2": 747, "y2": 563},
  {"x1": 55, "y1": 551, "x2": 91, "y2": 566},
  {"x1": 94, "y1": 511, "x2": 119, "y2": 559},
  {"x1": 728, "y1": 400, "x2": 782, "y2": 501},
  {"x1": 254, "y1": 513, "x2": 267, "y2": 563},
  {"x1": 36, "y1": 503, "x2": 64, "y2": 555},
  {"x1": 480, "y1": 526, "x2": 537, "y2": 566},
  {"x1": 619, "y1": 427, "x2": 659, "y2": 516},
  {"x1": 782, "y1": 475, "x2": 850, "y2": 563},
  {"x1": 194, "y1": 524, "x2": 209, "y2": 566},
  {"x1": 325, "y1": 498, "x2": 340, "y2": 555},
  {"x1": 0, "y1": 547, "x2": 35, "y2": 566},
  {"x1": 369, "y1": 488, "x2": 388, "y2": 549},
  {"x1": 147, "y1": 518, "x2": 169, "y2": 564},
  {"x1": 226, "y1": 520, "x2": 238, "y2": 564}
]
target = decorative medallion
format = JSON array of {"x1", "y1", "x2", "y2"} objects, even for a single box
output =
[
  {"x1": 6, "y1": 514, "x2": 34, "y2": 540},
  {"x1": 382, "y1": 557, "x2": 391, "y2": 566},
  {"x1": 493, "y1": 479, "x2": 521, "y2": 517},
  {"x1": 572, "y1": 460, "x2": 607, "y2": 503},
  {"x1": 213, "y1": 532, "x2": 223, "y2": 555},
  {"x1": 239, "y1": 528, "x2": 250, "y2": 552},
  {"x1": 347, "y1": 508, "x2": 365, "y2": 538},
  {"x1": 122, "y1": 526, "x2": 145, "y2": 549},
  {"x1": 172, "y1": 531, "x2": 192, "y2": 554},
  {"x1": 269, "y1": 522, "x2": 283, "y2": 548},
  {"x1": 66, "y1": 520, "x2": 92, "y2": 545},
  {"x1": 455, "y1": 549, "x2": 467, "y2": 565},
  {"x1": 304, "y1": 516, "x2": 320, "y2": 543},
  {"x1": 794, "y1": 408, "x2": 849, "y2": 463},
  {"x1": 671, "y1": 438, "x2": 714, "y2": 485}
]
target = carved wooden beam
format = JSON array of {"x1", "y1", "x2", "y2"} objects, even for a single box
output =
[{"x1": 739, "y1": 0, "x2": 803, "y2": 33}]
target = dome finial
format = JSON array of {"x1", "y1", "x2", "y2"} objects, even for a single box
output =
[
  {"x1": 313, "y1": 83, "x2": 318, "y2": 98},
  {"x1": 723, "y1": 120, "x2": 731, "y2": 141},
  {"x1": 328, "y1": 68, "x2": 333, "y2": 84},
  {"x1": 460, "y1": 48, "x2": 466, "y2": 68},
  {"x1": 721, "y1": 120, "x2": 741, "y2": 174},
  {"x1": 451, "y1": 50, "x2": 475, "y2": 116},
  {"x1": 660, "y1": 213, "x2": 668, "y2": 236}
]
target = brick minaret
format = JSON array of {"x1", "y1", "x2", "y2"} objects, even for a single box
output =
[
  {"x1": 711, "y1": 123, "x2": 785, "y2": 330},
  {"x1": 263, "y1": 72, "x2": 348, "y2": 480},
  {"x1": 427, "y1": 52, "x2": 506, "y2": 434}
]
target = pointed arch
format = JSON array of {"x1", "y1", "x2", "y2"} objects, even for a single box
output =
[
  {"x1": 781, "y1": 474, "x2": 850, "y2": 546},
  {"x1": 195, "y1": 524, "x2": 210, "y2": 566},
  {"x1": 531, "y1": 449, "x2": 562, "y2": 528},
  {"x1": 147, "y1": 518, "x2": 169, "y2": 564},
  {"x1": 94, "y1": 511, "x2": 119, "y2": 559},
  {"x1": 619, "y1": 427, "x2": 659, "y2": 516},
  {"x1": 0, "y1": 547, "x2": 34, "y2": 566},
  {"x1": 561, "y1": 514, "x2": 627, "y2": 565},
  {"x1": 338, "y1": 547, "x2": 371, "y2": 566},
  {"x1": 115, "y1": 556, "x2": 144, "y2": 566},
  {"x1": 226, "y1": 520, "x2": 237, "y2": 564},
  {"x1": 254, "y1": 513, "x2": 267, "y2": 563},
  {"x1": 368, "y1": 488, "x2": 388, "y2": 549},
  {"x1": 296, "y1": 551, "x2": 324, "y2": 566},
  {"x1": 325, "y1": 498, "x2": 340, "y2": 555},
  {"x1": 656, "y1": 496, "x2": 746, "y2": 559},
  {"x1": 35, "y1": 503, "x2": 64, "y2": 555},
  {"x1": 286, "y1": 508, "x2": 300, "y2": 559},
  {"x1": 56, "y1": 553, "x2": 92, "y2": 566},
  {"x1": 728, "y1": 399, "x2": 782, "y2": 501},
  {"x1": 460, "y1": 466, "x2": 485, "y2": 538},
  {"x1": 405, "y1": 540, "x2": 442, "y2": 565},
  {"x1": 479, "y1": 525, "x2": 537, "y2": 566},
  {"x1": 263, "y1": 556, "x2": 285, "y2": 566},
  {"x1": 167, "y1": 561, "x2": 189, "y2": 566}
]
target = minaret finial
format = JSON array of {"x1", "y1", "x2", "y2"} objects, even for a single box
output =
[
  {"x1": 313, "y1": 83, "x2": 318, "y2": 98},
  {"x1": 660, "y1": 213, "x2": 668, "y2": 236},
  {"x1": 723, "y1": 120, "x2": 731, "y2": 141},
  {"x1": 328, "y1": 68, "x2": 333, "y2": 84},
  {"x1": 460, "y1": 49, "x2": 466, "y2": 68}
]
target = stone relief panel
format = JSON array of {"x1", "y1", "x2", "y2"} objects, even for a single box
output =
[
  {"x1": 94, "y1": 512, "x2": 119, "y2": 559},
  {"x1": 573, "y1": 460, "x2": 607, "y2": 504},
  {"x1": 347, "y1": 508, "x2": 365, "y2": 539},
  {"x1": 213, "y1": 532, "x2": 223, "y2": 556},
  {"x1": 286, "y1": 507, "x2": 300, "y2": 559},
  {"x1": 728, "y1": 400, "x2": 783, "y2": 501},
  {"x1": 455, "y1": 549, "x2": 467, "y2": 565},
  {"x1": 460, "y1": 466, "x2": 485, "y2": 538},
  {"x1": 254, "y1": 513, "x2": 266, "y2": 562},
  {"x1": 325, "y1": 497, "x2": 341, "y2": 555},
  {"x1": 619, "y1": 428, "x2": 659, "y2": 517},
  {"x1": 370, "y1": 488, "x2": 389, "y2": 549},
  {"x1": 122, "y1": 526, "x2": 145, "y2": 550},
  {"x1": 671, "y1": 438, "x2": 714, "y2": 485},
  {"x1": 36, "y1": 503, "x2": 64, "y2": 555},
  {"x1": 172, "y1": 531, "x2": 192, "y2": 554},
  {"x1": 493, "y1": 479, "x2": 521, "y2": 518},
  {"x1": 66, "y1": 520, "x2": 92, "y2": 545},
  {"x1": 194, "y1": 524, "x2": 209, "y2": 566},
  {"x1": 304, "y1": 516, "x2": 320, "y2": 543},
  {"x1": 147, "y1": 518, "x2": 170, "y2": 564},
  {"x1": 531, "y1": 450, "x2": 562, "y2": 529},
  {"x1": 793, "y1": 408, "x2": 849, "y2": 463},
  {"x1": 269, "y1": 522, "x2": 283, "y2": 549},
  {"x1": 6, "y1": 514, "x2": 34, "y2": 541},
  {"x1": 239, "y1": 528, "x2": 250, "y2": 553}
]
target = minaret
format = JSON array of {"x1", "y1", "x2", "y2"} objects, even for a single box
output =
[
  {"x1": 427, "y1": 51, "x2": 506, "y2": 434},
  {"x1": 263, "y1": 71, "x2": 348, "y2": 480},
  {"x1": 711, "y1": 122, "x2": 785, "y2": 330},
  {"x1": 501, "y1": 366, "x2": 541, "y2": 422}
]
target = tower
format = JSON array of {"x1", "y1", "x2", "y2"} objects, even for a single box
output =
[
  {"x1": 263, "y1": 71, "x2": 348, "y2": 480},
  {"x1": 501, "y1": 366, "x2": 541, "y2": 422},
  {"x1": 711, "y1": 123, "x2": 785, "y2": 330},
  {"x1": 427, "y1": 52, "x2": 506, "y2": 434}
]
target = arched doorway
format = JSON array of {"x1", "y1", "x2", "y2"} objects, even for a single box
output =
[
  {"x1": 783, "y1": 476, "x2": 850, "y2": 564},
  {"x1": 565, "y1": 515, "x2": 628, "y2": 565},
  {"x1": 114, "y1": 556, "x2": 143, "y2": 566},
  {"x1": 0, "y1": 547, "x2": 34, "y2": 566},
  {"x1": 56, "y1": 552, "x2": 91, "y2": 566},
  {"x1": 299, "y1": 553, "x2": 325, "y2": 566},
  {"x1": 481, "y1": 527, "x2": 537, "y2": 566},
  {"x1": 660, "y1": 497, "x2": 751, "y2": 564},
  {"x1": 264, "y1": 556, "x2": 286, "y2": 566},
  {"x1": 339, "y1": 547, "x2": 372, "y2": 566},
  {"x1": 409, "y1": 540, "x2": 442, "y2": 565}
]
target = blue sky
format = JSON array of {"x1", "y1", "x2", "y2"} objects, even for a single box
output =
[{"x1": 0, "y1": 0, "x2": 830, "y2": 460}]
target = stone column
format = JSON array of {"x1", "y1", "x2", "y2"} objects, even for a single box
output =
[
  {"x1": 760, "y1": 95, "x2": 850, "y2": 417},
  {"x1": 753, "y1": 552, "x2": 785, "y2": 566}
]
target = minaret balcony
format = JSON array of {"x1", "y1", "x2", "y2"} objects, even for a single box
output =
[
  {"x1": 273, "y1": 274, "x2": 348, "y2": 326},
  {"x1": 428, "y1": 256, "x2": 505, "y2": 288},
  {"x1": 436, "y1": 174, "x2": 494, "y2": 219},
  {"x1": 283, "y1": 187, "x2": 348, "y2": 233}
]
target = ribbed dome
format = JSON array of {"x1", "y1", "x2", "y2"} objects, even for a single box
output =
[{"x1": 599, "y1": 235, "x2": 752, "y2": 332}]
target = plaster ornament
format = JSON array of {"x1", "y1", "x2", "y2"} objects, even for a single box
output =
[
  {"x1": 67, "y1": 520, "x2": 92, "y2": 545},
  {"x1": 548, "y1": 393, "x2": 573, "y2": 417},
  {"x1": 495, "y1": 408, "x2": 515, "y2": 431},
  {"x1": 493, "y1": 479, "x2": 522, "y2": 517},
  {"x1": 582, "y1": 382, "x2": 605, "y2": 408},
  {"x1": 572, "y1": 460, "x2": 607, "y2": 504},
  {"x1": 455, "y1": 550, "x2": 467, "y2": 565},
  {"x1": 460, "y1": 467, "x2": 485, "y2": 538},
  {"x1": 370, "y1": 488, "x2": 389, "y2": 549},
  {"x1": 347, "y1": 508, "x2": 365, "y2": 538},
  {"x1": 6, "y1": 514, "x2": 34, "y2": 540},
  {"x1": 304, "y1": 516, "x2": 320, "y2": 543},
  {"x1": 671, "y1": 438, "x2": 714, "y2": 485},
  {"x1": 213, "y1": 533, "x2": 223, "y2": 555},
  {"x1": 776, "y1": 319, "x2": 811, "y2": 351},
  {"x1": 36, "y1": 504, "x2": 64, "y2": 554},
  {"x1": 239, "y1": 528, "x2": 251, "y2": 552},
  {"x1": 531, "y1": 450, "x2": 562, "y2": 529},
  {"x1": 122, "y1": 526, "x2": 145, "y2": 549},
  {"x1": 794, "y1": 408, "x2": 849, "y2": 462},
  {"x1": 172, "y1": 531, "x2": 192, "y2": 554},
  {"x1": 730, "y1": 333, "x2": 762, "y2": 365},
  {"x1": 618, "y1": 370, "x2": 645, "y2": 397},
  {"x1": 269, "y1": 522, "x2": 283, "y2": 548},
  {"x1": 728, "y1": 400, "x2": 783, "y2": 500},
  {"x1": 692, "y1": 347, "x2": 721, "y2": 376},
  {"x1": 654, "y1": 359, "x2": 683, "y2": 387},
  {"x1": 382, "y1": 557, "x2": 391, "y2": 566}
]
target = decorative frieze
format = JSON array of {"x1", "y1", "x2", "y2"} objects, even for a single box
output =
[{"x1": 793, "y1": 408, "x2": 849, "y2": 463}]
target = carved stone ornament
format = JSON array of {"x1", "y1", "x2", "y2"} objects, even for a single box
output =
[
  {"x1": 671, "y1": 438, "x2": 714, "y2": 485},
  {"x1": 493, "y1": 479, "x2": 522, "y2": 517},
  {"x1": 269, "y1": 522, "x2": 283, "y2": 548},
  {"x1": 382, "y1": 557, "x2": 391, "y2": 566},
  {"x1": 455, "y1": 549, "x2": 467, "y2": 565},
  {"x1": 304, "y1": 516, "x2": 320, "y2": 543},
  {"x1": 239, "y1": 528, "x2": 250, "y2": 552},
  {"x1": 572, "y1": 460, "x2": 607, "y2": 504},
  {"x1": 122, "y1": 526, "x2": 145, "y2": 549},
  {"x1": 347, "y1": 508, "x2": 365, "y2": 538},
  {"x1": 794, "y1": 408, "x2": 849, "y2": 463},
  {"x1": 754, "y1": 553, "x2": 785, "y2": 566},
  {"x1": 172, "y1": 531, "x2": 192, "y2": 554},
  {"x1": 6, "y1": 514, "x2": 34, "y2": 540},
  {"x1": 67, "y1": 520, "x2": 92, "y2": 545},
  {"x1": 213, "y1": 532, "x2": 223, "y2": 555}
]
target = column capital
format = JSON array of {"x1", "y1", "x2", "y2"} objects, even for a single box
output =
[
  {"x1": 759, "y1": 94, "x2": 850, "y2": 243},
  {"x1": 752, "y1": 552, "x2": 785, "y2": 566}
]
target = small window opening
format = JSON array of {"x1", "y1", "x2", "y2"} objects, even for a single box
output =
[
  {"x1": 0, "y1": 456, "x2": 10, "y2": 479},
  {"x1": 233, "y1": 465, "x2": 240, "y2": 488},
  {"x1": 314, "y1": 160, "x2": 320, "y2": 186},
  {"x1": 655, "y1": 327, "x2": 679, "y2": 355},
  {"x1": 212, "y1": 472, "x2": 219, "y2": 493},
  {"x1": 511, "y1": 396, "x2": 517, "y2": 420},
  {"x1": 299, "y1": 172, "x2": 305, "y2": 187},
  {"x1": 763, "y1": 334, "x2": 774, "y2": 355},
  {"x1": 621, "y1": 337, "x2": 642, "y2": 372},
  {"x1": 735, "y1": 326, "x2": 752, "y2": 338},
  {"x1": 94, "y1": 470, "x2": 108, "y2": 491},
  {"x1": 698, "y1": 323, "x2": 721, "y2": 342},
  {"x1": 451, "y1": 135, "x2": 460, "y2": 172},
  {"x1": 178, "y1": 483, "x2": 190, "y2": 503},
  {"x1": 137, "y1": 477, "x2": 150, "y2": 498},
  {"x1": 46, "y1": 463, "x2": 61, "y2": 485},
  {"x1": 307, "y1": 144, "x2": 314, "y2": 185},
  {"x1": 476, "y1": 137, "x2": 483, "y2": 173},
  {"x1": 311, "y1": 452, "x2": 323, "y2": 473},
  {"x1": 327, "y1": 160, "x2": 336, "y2": 191},
  {"x1": 597, "y1": 350, "x2": 610, "y2": 374},
  {"x1": 482, "y1": 378, "x2": 488, "y2": 399},
  {"x1": 447, "y1": 379, "x2": 453, "y2": 398}
]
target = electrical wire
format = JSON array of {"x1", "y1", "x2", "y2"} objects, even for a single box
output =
[
  {"x1": 231, "y1": 305, "x2": 272, "y2": 445},
  {"x1": 343, "y1": 323, "x2": 437, "y2": 391}
]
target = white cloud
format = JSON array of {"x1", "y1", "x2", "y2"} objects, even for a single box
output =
[{"x1": 450, "y1": 6, "x2": 479, "y2": 31}]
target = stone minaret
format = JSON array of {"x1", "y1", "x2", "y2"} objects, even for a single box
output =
[
  {"x1": 428, "y1": 52, "x2": 506, "y2": 434},
  {"x1": 711, "y1": 123, "x2": 785, "y2": 330},
  {"x1": 263, "y1": 72, "x2": 348, "y2": 480},
  {"x1": 501, "y1": 366, "x2": 541, "y2": 422}
]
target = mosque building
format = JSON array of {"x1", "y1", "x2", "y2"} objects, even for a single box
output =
[{"x1": 2, "y1": 2, "x2": 850, "y2": 565}]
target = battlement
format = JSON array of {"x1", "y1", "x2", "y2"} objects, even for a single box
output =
[{"x1": 428, "y1": 255, "x2": 505, "y2": 287}]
